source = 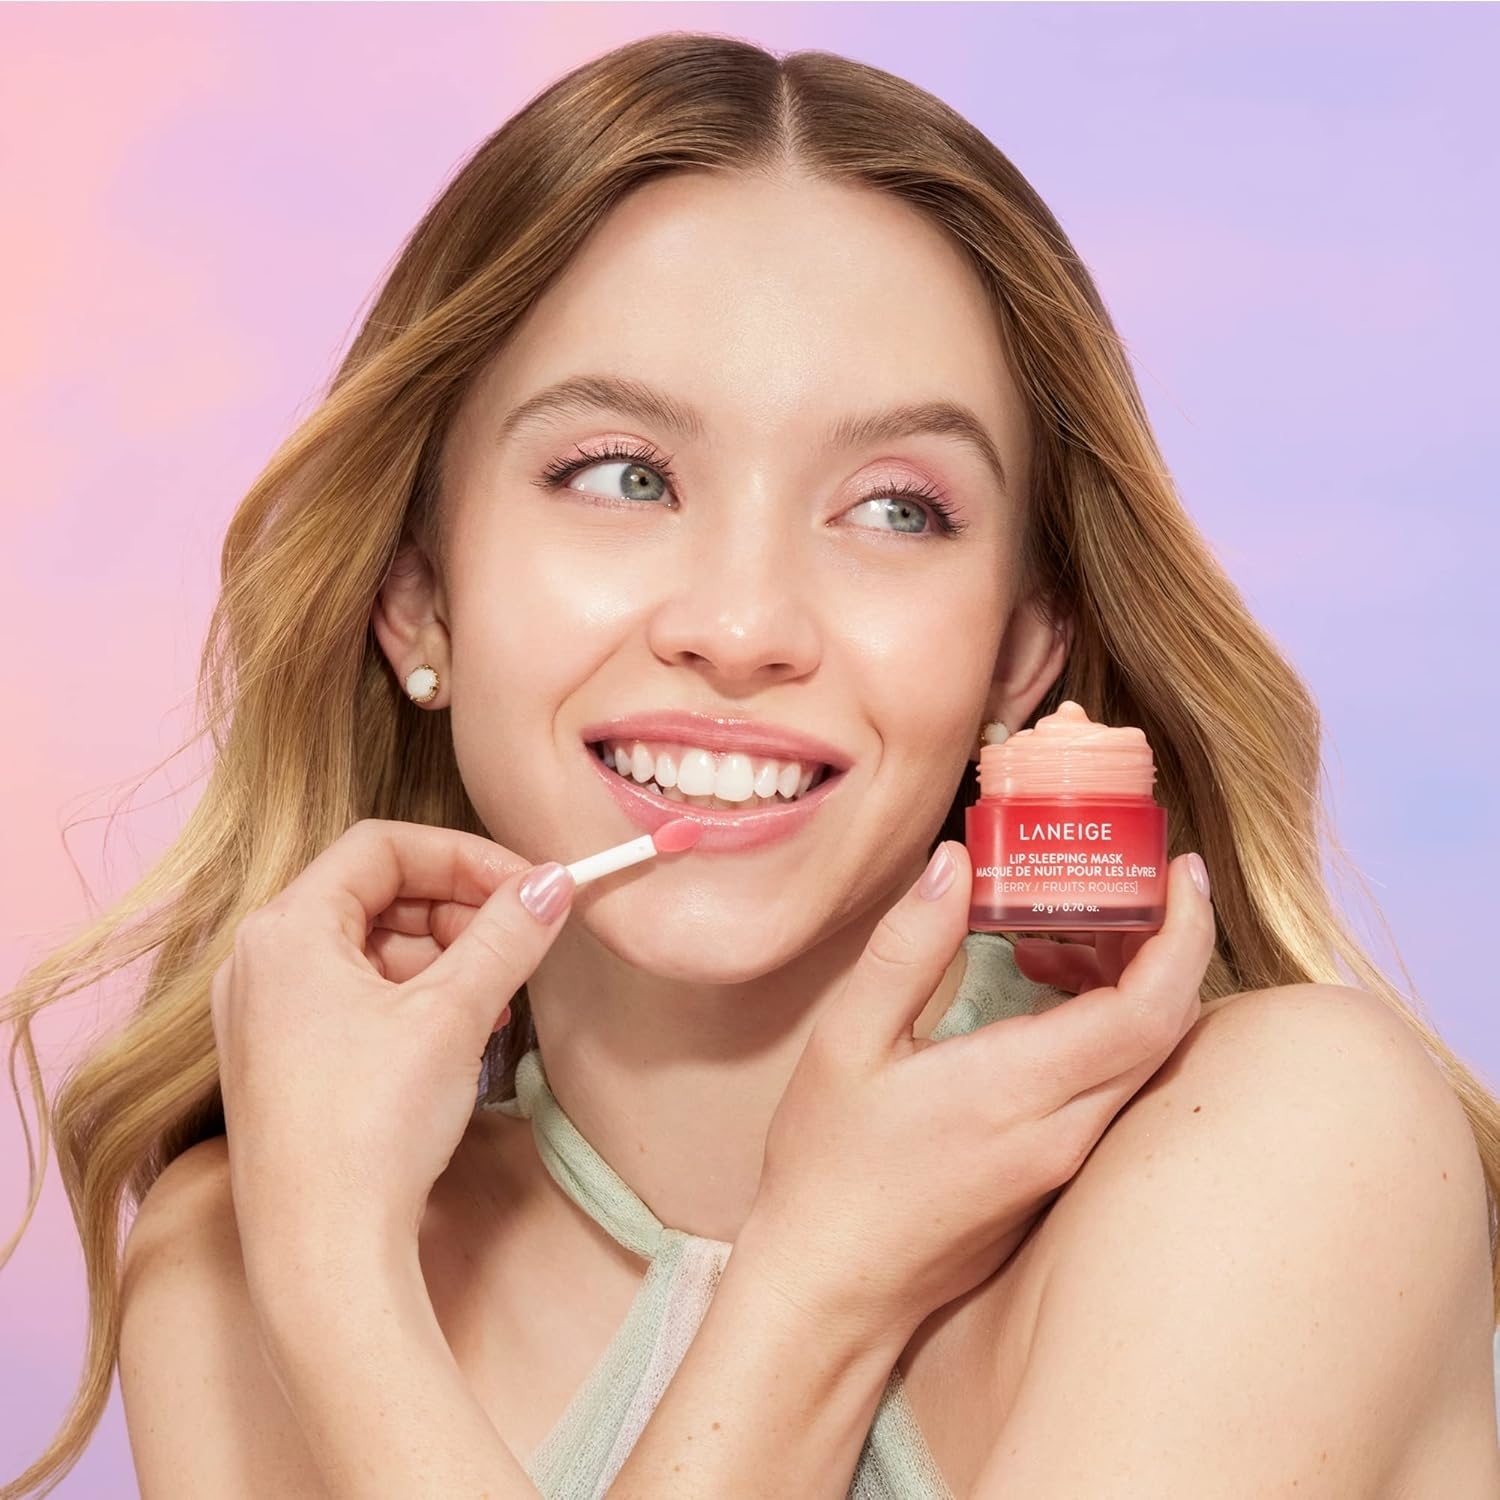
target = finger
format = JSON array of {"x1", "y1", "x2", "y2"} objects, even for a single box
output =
[
  {"x1": 1102, "y1": 855, "x2": 1210, "y2": 1046},
  {"x1": 417, "y1": 859, "x2": 575, "y2": 1036},
  {"x1": 368, "y1": 901, "x2": 496, "y2": 979},
  {"x1": 366, "y1": 928, "x2": 444, "y2": 983},
  {"x1": 370, "y1": 897, "x2": 440, "y2": 937},
  {"x1": 1091, "y1": 929, "x2": 1126, "y2": 978},
  {"x1": 1011, "y1": 938, "x2": 1105, "y2": 994},
  {"x1": 371, "y1": 897, "x2": 483, "y2": 940},
  {"x1": 1041, "y1": 1012, "x2": 1195, "y2": 1176},
  {"x1": 277, "y1": 820, "x2": 527, "y2": 950},
  {"x1": 823, "y1": 840, "x2": 972, "y2": 1066},
  {"x1": 1053, "y1": 1015, "x2": 1185, "y2": 1126},
  {"x1": 1118, "y1": 928, "x2": 1153, "y2": 974},
  {"x1": 974, "y1": 853, "x2": 1213, "y2": 1113}
]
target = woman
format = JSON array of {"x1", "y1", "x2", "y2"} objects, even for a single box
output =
[{"x1": 4, "y1": 33, "x2": 1496, "y2": 1499}]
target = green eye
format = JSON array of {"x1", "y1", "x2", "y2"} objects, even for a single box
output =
[
  {"x1": 534, "y1": 442, "x2": 967, "y2": 537},
  {"x1": 536, "y1": 440, "x2": 680, "y2": 505},
  {"x1": 844, "y1": 486, "x2": 965, "y2": 536}
]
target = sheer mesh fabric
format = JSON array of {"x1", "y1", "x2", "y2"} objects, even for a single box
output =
[{"x1": 479, "y1": 931, "x2": 1073, "y2": 1498}]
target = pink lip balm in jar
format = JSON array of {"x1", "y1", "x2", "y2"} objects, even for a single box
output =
[{"x1": 966, "y1": 700, "x2": 1168, "y2": 933}]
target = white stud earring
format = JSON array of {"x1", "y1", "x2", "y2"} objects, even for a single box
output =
[
  {"x1": 405, "y1": 664, "x2": 440, "y2": 704},
  {"x1": 974, "y1": 719, "x2": 1009, "y2": 760}
]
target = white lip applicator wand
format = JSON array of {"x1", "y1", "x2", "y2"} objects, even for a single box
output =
[
  {"x1": 496, "y1": 819, "x2": 704, "y2": 1029},
  {"x1": 562, "y1": 815, "x2": 704, "y2": 889}
]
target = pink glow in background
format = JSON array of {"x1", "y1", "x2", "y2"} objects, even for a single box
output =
[{"x1": 3, "y1": 4, "x2": 1496, "y2": 1490}]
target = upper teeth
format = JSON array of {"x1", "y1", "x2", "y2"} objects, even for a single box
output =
[{"x1": 596, "y1": 739, "x2": 826, "y2": 803}]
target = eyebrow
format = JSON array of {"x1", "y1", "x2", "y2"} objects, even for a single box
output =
[{"x1": 496, "y1": 372, "x2": 1010, "y2": 496}]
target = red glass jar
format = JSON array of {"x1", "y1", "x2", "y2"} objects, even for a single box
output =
[{"x1": 966, "y1": 701, "x2": 1168, "y2": 933}]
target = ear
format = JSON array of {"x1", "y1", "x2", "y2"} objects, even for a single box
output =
[
  {"x1": 980, "y1": 597, "x2": 1072, "y2": 746},
  {"x1": 371, "y1": 533, "x2": 454, "y2": 708}
]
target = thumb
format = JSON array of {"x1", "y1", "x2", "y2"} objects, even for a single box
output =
[
  {"x1": 420, "y1": 860, "x2": 574, "y2": 1027},
  {"x1": 825, "y1": 839, "x2": 972, "y2": 1065}
]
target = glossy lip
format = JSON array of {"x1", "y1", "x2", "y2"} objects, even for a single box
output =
[
  {"x1": 584, "y1": 741, "x2": 847, "y2": 853},
  {"x1": 578, "y1": 710, "x2": 854, "y2": 773}
]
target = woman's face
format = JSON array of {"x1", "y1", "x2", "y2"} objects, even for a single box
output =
[{"x1": 421, "y1": 170, "x2": 1048, "y2": 980}]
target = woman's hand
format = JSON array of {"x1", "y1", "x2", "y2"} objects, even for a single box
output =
[
  {"x1": 736, "y1": 839, "x2": 1214, "y2": 1356},
  {"x1": 1010, "y1": 927, "x2": 1148, "y2": 997},
  {"x1": 208, "y1": 817, "x2": 574, "y2": 1295}
]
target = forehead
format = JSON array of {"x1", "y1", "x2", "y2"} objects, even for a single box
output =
[{"x1": 461, "y1": 172, "x2": 1025, "y2": 474}]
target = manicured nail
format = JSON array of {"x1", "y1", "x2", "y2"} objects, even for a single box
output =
[
  {"x1": 518, "y1": 862, "x2": 574, "y2": 924},
  {"x1": 1186, "y1": 852, "x2": 1210, "y2": 900},
  {"x1": 917, "y1": 843, "x2": 956, "y2": 901}
]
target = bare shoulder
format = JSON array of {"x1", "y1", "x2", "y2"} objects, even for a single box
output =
[
  {"x1": 123, "y1": 1134, "x2": 242, "y2": 1279},
  {"x1": 120, "y1": 1136, "x2": 330, "y2": 1498},
  {"x1": 972, "y1": 981, "x2": 1499, "y2": 1498},
  {"x1": 1048, "y1": 978, "x2": 1489, "y2": 1251},
  {"x1": 119, "y1": 1111, "x2": 518, "y2": 1498}
]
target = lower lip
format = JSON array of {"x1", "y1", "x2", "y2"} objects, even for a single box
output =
[{"x1": 583, "y1": 744, "x2": 845, "y2": 853}]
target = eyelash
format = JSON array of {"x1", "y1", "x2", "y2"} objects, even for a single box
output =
[{"x1": 533, "y1": 439, "x2": 969, "y2": 537}]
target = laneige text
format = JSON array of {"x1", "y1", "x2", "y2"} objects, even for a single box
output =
[{"x1": 1018, "y1": 821, "x2": 1113, "y2": 841}]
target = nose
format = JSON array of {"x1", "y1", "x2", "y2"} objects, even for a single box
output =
[{"x1": 645, "y1": 503, "x2": 822, "y2": 687}]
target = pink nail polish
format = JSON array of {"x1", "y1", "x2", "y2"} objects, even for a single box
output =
[
  {"x1": 518, "y1": 862, "x2": 573, "y2": 924},
  {"x1": 917, "y1": 844, "x2": 956, "y2": 900}
]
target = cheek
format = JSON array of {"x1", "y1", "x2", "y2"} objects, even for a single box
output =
[
  {"x1": 452, "y1": 531, "x2": 638, "y2": 696},
  {"x1": 444, "y1": 540, "x2": 651, "y2": 849},
  {"x1": 441, "y1": 603, "x2": 566, "y2": 843},
  {"x1": 846, "y1": 589, "x2": 999, "y2": 743}
]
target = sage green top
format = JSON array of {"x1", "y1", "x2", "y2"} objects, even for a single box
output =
[{"x1": 480, "y1": 930, "x2": 1072, "y2": 1499}]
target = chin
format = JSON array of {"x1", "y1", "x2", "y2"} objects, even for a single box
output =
[{"x1": 576, "y1": 883, "x2": 817, "y2": 984}]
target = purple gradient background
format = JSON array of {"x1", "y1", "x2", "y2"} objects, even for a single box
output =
[{"x1": 3, "y1": 3, "x2": 1496, "y2": 1491}]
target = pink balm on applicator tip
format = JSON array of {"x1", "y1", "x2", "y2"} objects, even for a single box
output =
[
  {"x1": 965, "y1": 700, "x2": 1167, "y2": 932},
  {"x1": 651, "y1": 817, "x2": 703, "y2": 854},
  {"x1": 563, "y1": 816, "x2": 703, "y2": 889}
]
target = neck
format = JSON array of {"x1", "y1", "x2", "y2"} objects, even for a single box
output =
[{"x1": 520, "y1": 892, "x2": 969, "y2": 1245}]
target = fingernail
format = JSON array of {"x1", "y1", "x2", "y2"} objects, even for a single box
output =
[
  {"x1": 917, "y1": 843, "x2": 956, "y2": 901},
  {"x1": 518, "y1": 862, "x2": 574, "y2": 924},
  {"x1": 1186, "y1": 852, "x2": 1210, "y2": 900}
]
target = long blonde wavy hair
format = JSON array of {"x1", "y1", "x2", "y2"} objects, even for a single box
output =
[{"x1": 4, "y1": 31, "x2": 1496, "y2": 1498}]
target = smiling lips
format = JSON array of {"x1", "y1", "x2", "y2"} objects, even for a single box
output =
[
  {"x1": 584, "y1": 737, "x2": 846, "y2": 853},
  {"x1": 592, "y1": 738, "x2": 830, "y2": 808}
]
